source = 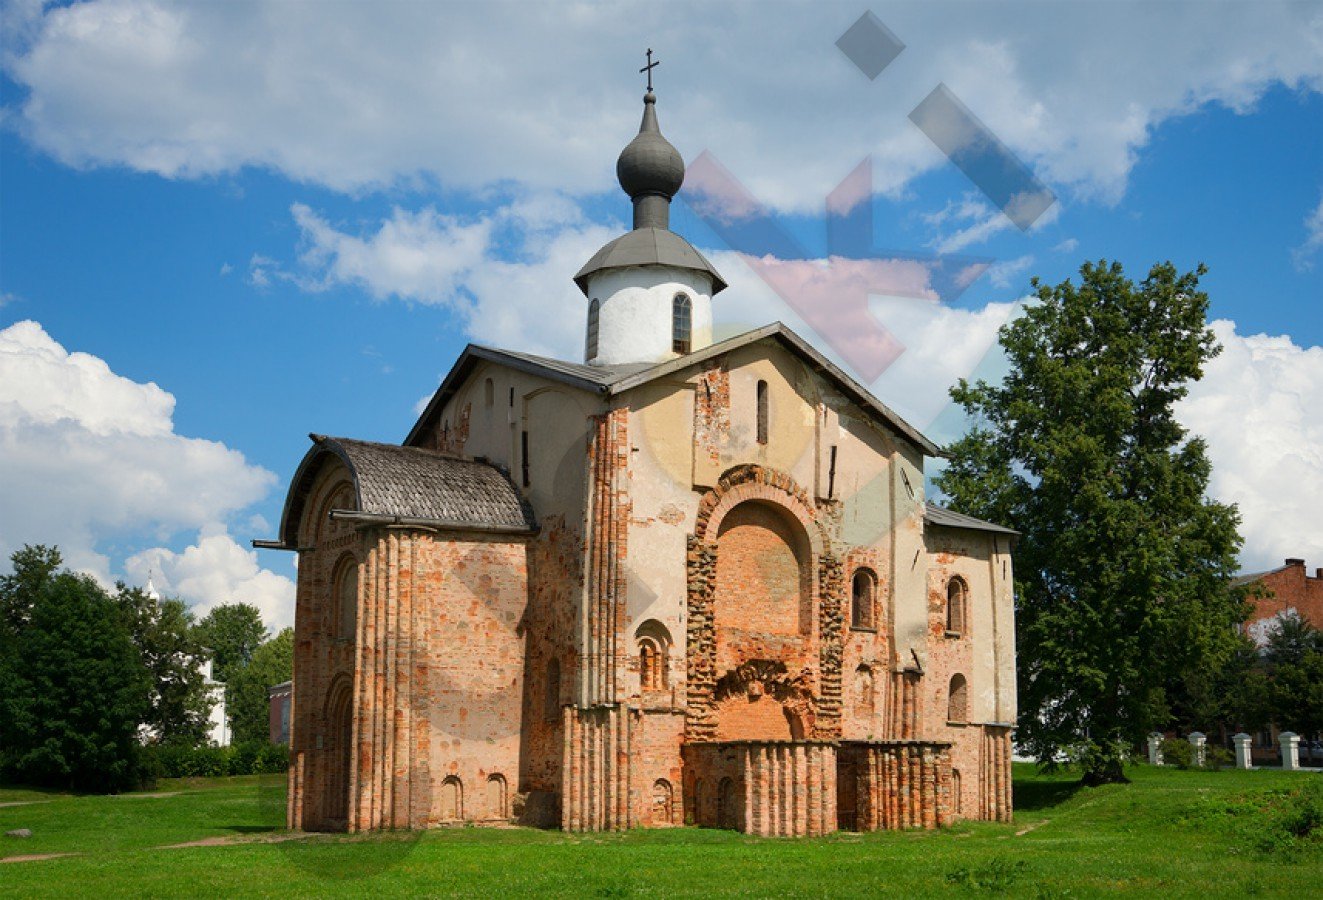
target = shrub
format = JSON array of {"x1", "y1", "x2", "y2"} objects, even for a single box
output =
[
  {"x1": 141, "y1": 741, "x2": 289, "y2": 780},
  {"x1": 1204, "y1": 746, "x2": 1234, "y2": 771},
  {"x1": 1161, "y1": 737, "x2": 1194, "y2": 769}
]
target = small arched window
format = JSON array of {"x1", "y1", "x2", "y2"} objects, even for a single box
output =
[
  {"x1": 636, "y1": 620, "x2": 672, "y2": 692},
  {"x1": 672, "y1": 293, "x2": 692, "y2": 354},
  {"x1": 652, "y1": 779, "x2": 674, "y2": 825},
  {"x1": 545, "y1": 658, "x2": 561, "y2": 722},
  {"x1": 640, "y1": 638, "x2": 666, "y2": 690},
  {"x1": 851, "y1": 569, "x2": 876, "y2": 630},
  {"x1": 947, "y1": 674, "x2": 969, "y2": 724},
  {"x1": 952, "y1": 769, "x2": 963, "y2": 815},
  {"x1": 334, "y1": 557, "x2": 357, "y2": 640},
  {"x1": 946, "y1": 577, "x2": 968, "y2": 636},
  {"x1": 441, "y1": 775, "x2": 463, "y2": 821},
  {"x1": 756, "y1": 379, "x2": 769, "y2": 445},
  {"x1": 487, "y1": 773, "x2": 508, "y2": 819},
  {"x1": 484, "y1": 377, "x2": 494, "y2": 408},
  {"x1": 585, "y1": 299, "x2": 600, "y2": 360}
]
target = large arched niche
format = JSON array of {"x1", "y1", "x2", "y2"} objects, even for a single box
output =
[
  {"x1": 687, "y1": 465, "x2": 831, "y2": 741},
  {"x1": 713, "y1": 499, "x2": 812, "y2": 641}
]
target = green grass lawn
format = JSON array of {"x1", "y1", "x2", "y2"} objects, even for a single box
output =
[{"x1": 1, "y1": 765, "x2": 1319, "y2": 897}]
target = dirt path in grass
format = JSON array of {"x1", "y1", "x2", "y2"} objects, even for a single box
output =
[
  {"x1": 1, "y1": 853, "x2": 79, "y2": 863},
  {"x1": 155, "y1": 832, "x2": 313, "y2": 850}
]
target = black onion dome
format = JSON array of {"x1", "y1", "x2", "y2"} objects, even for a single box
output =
[{"x1": 616, "y1": 92, "x2": 684, "y2": 200}]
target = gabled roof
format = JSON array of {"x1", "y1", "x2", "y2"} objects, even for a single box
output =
[
  {"x1": 276, "y1": 435, "x2": 537, "y2": 547},
  {"x1": 924, "y1": 503, "x2": 1019, "y2": 537},
  {"x1": 406, "y1": 323, "x2": 943, "y2": 456}
]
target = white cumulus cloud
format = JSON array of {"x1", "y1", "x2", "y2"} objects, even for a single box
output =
[
  {"x1": 3, "y1": 1, "x2": 1319, "y2": 209},
  {"x1": 125, "y1": 525, "x2": 295, "y2": 632},
  {"x1": 0, "y1": 320, "x2": 292, "y2": 626},
  {"x1": 1178, "y1": 320, "x2": 1323, "y2": 572}
]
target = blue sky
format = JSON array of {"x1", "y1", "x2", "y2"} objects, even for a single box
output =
[{"x1": 1, "y1": 1, "x2": 1320, "y2": 628}]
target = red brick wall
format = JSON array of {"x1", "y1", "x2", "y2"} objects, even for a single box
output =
[
  {"x1": 714, "y1": 501, "x2": 810, "y2": 653},
  {"x1": 1246, "y1": 559, "x2": 1323, "y2": 630}
]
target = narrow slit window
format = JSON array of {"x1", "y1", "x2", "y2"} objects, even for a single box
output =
[
  {"x1": 756, "y1": 380, "x2": 769, "y2": 445},
  {"x1": 672, "y1": 293, "x2": 692, "y2": 354},
  {"x1": 484, "y1": 378, "x2": 494, "y2": 408},
  {"x1": 521, "y1": 430, "x2": 530, "y2": 487},
  {"x1": 851, "y1": 569, "x2": 876, "y2": 630},
  {"x1": 585, "y1": 299, "x2": 600, "y2": 361},
  {"x1": 946, "y1": 577, "x2": 967, "y2": 636},
  {"x1": 947, "y1": 674, "x2": 969, "y2": 723}
]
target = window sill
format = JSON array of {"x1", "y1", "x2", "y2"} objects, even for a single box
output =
[
  {"x1": 944, "y1": 630, "x2": 964, "y2": 639},
  {"x1": 946, "y1": 720, "x2": 968, "y2": 727},
  {"x1": 849, "y1": 626, "x2": 878, "y2": 634}
]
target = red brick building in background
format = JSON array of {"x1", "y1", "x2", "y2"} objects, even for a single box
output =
[
  {"x1": 268, "y1": 681, "x2": 292, "y2": 745},
  {"x1": 1236, "y1": 558, "x2": 1323, "y2": 647},
  {"x1": 257, "y1": 89, "x2": 1018, "y2": 835}
]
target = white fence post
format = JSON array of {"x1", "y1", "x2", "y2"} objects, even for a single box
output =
[
  {"x1": 1147, "y1": 733, "x2": 1164, "y2": 765},
  {"x1": 1232, "y1": 733, "x2": 1252, "y2": 769},
  {"x1": 1188, "y1": 732, "x2": 1206, "y2": 767},
  {"x1": 1279, "y1": 732, "x2": 1300, "y2": 771}
]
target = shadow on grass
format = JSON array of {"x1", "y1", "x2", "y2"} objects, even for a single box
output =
[
  {"x1": 222, "y1": 825, "x2": 281, "y2": 834},
  {"x1": 1013, "y1": 777, "x2": 1083, "y2": 812}
]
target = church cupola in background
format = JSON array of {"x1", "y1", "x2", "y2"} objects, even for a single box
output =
[{"x1": 575, "y1": 54, "x2": 726, "y2": 367}]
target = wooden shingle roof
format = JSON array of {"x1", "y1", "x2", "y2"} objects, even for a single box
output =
[{"x1": 274, "y1": 435, "x2": 537, "y2": 547}]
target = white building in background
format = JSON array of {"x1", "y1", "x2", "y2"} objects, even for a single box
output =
[
  {"x1": 144, "y1": 575, "x2": 230, "y2": 747},
  {"x1": 202, "y1": 657, "x2": 230, "y2": 747}
]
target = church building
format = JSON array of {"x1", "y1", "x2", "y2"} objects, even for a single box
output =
[{"x1": 262, "y1": 83, "x2": 1018, "y2": 836}]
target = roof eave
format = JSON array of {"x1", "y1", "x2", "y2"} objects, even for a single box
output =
[{"x1": 327, "y1": 509, "x2": 539, "y2": 536}]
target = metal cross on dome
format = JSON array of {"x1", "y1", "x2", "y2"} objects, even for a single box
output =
[{"x1": 640, "y1": 48, "x2": 659, "y2": 92}]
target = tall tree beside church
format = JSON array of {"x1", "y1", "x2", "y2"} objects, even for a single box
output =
[
  {"x1": 116, "y1": 585, "x2": 213, "y2": 746},
  {"x1": 936, "y1": 260, "x2": 1246, "y2": 784},
  {"x1": 193, "y1": 602, "x2": 267, "y2": 684},
  {"x1": 0, "y1": 546, "x2": 151, "y2": 791},
  {"x1": 226, "y1": 627, "x2": 294, "y2": 744}
]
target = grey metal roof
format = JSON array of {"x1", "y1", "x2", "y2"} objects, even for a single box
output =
[
  {"x1": 573, "y1": 227, "x2": 728, "y2": 296},
  {"x1": 474, "y1": 347, "x2": 653, "y2": 389},
  {"x1": 1232, "y1": 566, "x2": 1286, "y2": 586},
  {"x1": 277, "y1": 435, "x2": 536, "y2": 546},
  {"x1": 406, "y1": 323, "x2": 944, "y2": 457},
  {"x1": 924, "y1": 503, "x2": 1019, "y2": 536}
]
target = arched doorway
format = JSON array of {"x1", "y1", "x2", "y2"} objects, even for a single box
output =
[
  {"x1": 716, "y1": 777, "x2": 738, "y2": 830},
  {"x1": 323, "y1": 676, "x2": 353, "y2": 829}
]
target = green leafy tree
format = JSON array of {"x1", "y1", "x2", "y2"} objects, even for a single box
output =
[
  {"x1": 936, "y1": 260, "x2": 1246, "y2": 784},
  {"x1": 0, "y1": 544, "x2": 62, "y2": 634},
  {"x1": 193, "y1": 602, "x2": 267, "y2": 684},
  {"x1": 116, "y1": 585, "x2": 213, "y2": 746},
  {"x1": 0, "y1": 546, "x2": 151, "y2": 791},
  {"x1": 226, "y1": 628, "x2": 293, "y2": 744},
  {"x1": 1263, "y1": 613, "x2": 1323, "y2": 739}
]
